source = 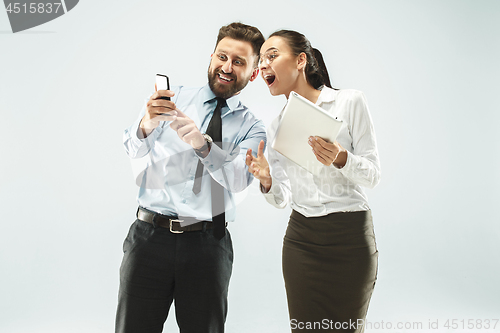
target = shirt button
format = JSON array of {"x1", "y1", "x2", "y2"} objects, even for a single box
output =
[
  {"x1": 182, "y1": 199, "x2": 186, "y2": 204},
  {"x1": 209, "y1": 164, "x2": 213, "y2": 169}
]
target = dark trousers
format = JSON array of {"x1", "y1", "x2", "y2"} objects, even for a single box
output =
[
  {"x1": 283, "y1": 210, "x2": 378, "y2": 333},
  {"x1": 115, "y1": 219, "x2": 233, "y2": 333}
]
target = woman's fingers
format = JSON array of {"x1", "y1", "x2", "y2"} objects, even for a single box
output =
[
  {"x1": 313, "y1": 136, "x2": 335, "y2": 150},
  {"x1": 245, "y1": 149, "x2": 253, "y2": 166},
  {"x1": 310, "y1": 136, "x2": 339, "y2": 163},
  {"x1": 312, "y1": 149, "x2": 329, "y2": 165},
  {"x1": 257, "y1": 140, "x2": 265, "y2": 157},
  {"x1": 310, "y1": 137, "x2": 342, "y2": 165},
  {"x1": 245, "y1": 143, "x2": 271, "y2": 178}
]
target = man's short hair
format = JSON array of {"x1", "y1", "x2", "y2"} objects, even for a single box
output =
[{"x1": 215, "y1": 22, "x2": 265, "y2": 66}]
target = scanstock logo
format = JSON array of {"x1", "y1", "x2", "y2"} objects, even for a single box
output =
[{"x1": 4, "y1": 0, "x2": 79, "y2": 33}]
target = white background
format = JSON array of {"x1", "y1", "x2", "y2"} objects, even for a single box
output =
[{"x1": 1, "y1": 1, "x2": 499, "y2": 332}]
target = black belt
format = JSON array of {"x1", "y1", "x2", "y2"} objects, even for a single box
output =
[{"x1": 137, "y1": 207, "x2": 222, "y2": 233}]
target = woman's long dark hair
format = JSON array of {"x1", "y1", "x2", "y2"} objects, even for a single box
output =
[{"x1": 269, "y1": 30, "x2": 333, "y2": 89}]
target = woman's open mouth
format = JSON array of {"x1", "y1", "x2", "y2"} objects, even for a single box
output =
[{"x1": 264, "y1": 74, "x2": 276, "y2": 86}]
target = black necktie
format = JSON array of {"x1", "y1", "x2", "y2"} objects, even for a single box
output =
[{"x1": 192, "y1": 97, "x2": 226, "y2": 240}]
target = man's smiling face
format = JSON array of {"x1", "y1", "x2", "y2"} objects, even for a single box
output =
[{"x1": 208, "y1": 37, "x2": 259, "y2": 99}]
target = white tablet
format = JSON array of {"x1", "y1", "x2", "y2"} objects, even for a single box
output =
[{"x1": 271, "y1": 91, "x2": 343, "y2": 176}]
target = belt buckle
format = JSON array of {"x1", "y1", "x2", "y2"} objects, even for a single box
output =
[{"x1": 169, "y1": 219, "x2": 184, "y2": 233}]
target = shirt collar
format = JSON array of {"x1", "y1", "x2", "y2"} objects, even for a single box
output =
[
  {"x1": 315, "y1": 86, "x2": 338, "y2": 106},
  {"x1": 200, "y1": 84, "x2": 241, "y2": 115}
]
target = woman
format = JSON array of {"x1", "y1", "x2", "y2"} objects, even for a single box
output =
[{"x1": 245, "y1": 30, "x2": 380, "y2": 332}]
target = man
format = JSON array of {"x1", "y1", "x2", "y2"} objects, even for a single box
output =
[{"x1": 116, "y1": 23, "x2": 266, "y2": 333}]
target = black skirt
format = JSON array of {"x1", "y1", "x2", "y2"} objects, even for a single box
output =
[{"x1": 283, "y1": 210, "x2": 378, "y2": 333}]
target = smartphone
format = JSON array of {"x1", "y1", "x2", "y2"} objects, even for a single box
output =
[{"x1": 155, "y1": 74, "x2": 170, "y2": 100}]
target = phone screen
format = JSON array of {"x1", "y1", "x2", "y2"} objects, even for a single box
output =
[{"x1": 156, "y1": 74, "x2": 170, "y2": 100}]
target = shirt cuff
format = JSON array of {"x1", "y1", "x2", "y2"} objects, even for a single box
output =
[
  {"x1": 261, "y1": 175, "x2": 283, "y2": 205},
  {"x1": 198, "y1": 143, "x2": 225, "y2": 173},
  {"x1": 130, "y1": 118, "x2": 161, "y2": 150},
  {"x1": 332, "y1": 149, "x2": 353, "y2": 172}
]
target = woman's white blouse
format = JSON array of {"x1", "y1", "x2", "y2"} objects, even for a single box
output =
[{"x1": 262, "y1": 87, "x2": 381, "y2": 216}]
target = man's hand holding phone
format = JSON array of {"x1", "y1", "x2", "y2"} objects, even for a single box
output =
[
  {"x1": 139, "y1": 90, "x2": 178, "y2": 138},
  {"x1": 140, "y1": 74, "x2": 207, "y2": 154},
  {"x1": 139, "y1": 74, "x2": 178, "y2": 138}
]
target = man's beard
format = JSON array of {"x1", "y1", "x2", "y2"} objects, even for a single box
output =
[{"x1": 207, "y1": 67, "x2": 250, "y2": 99}]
